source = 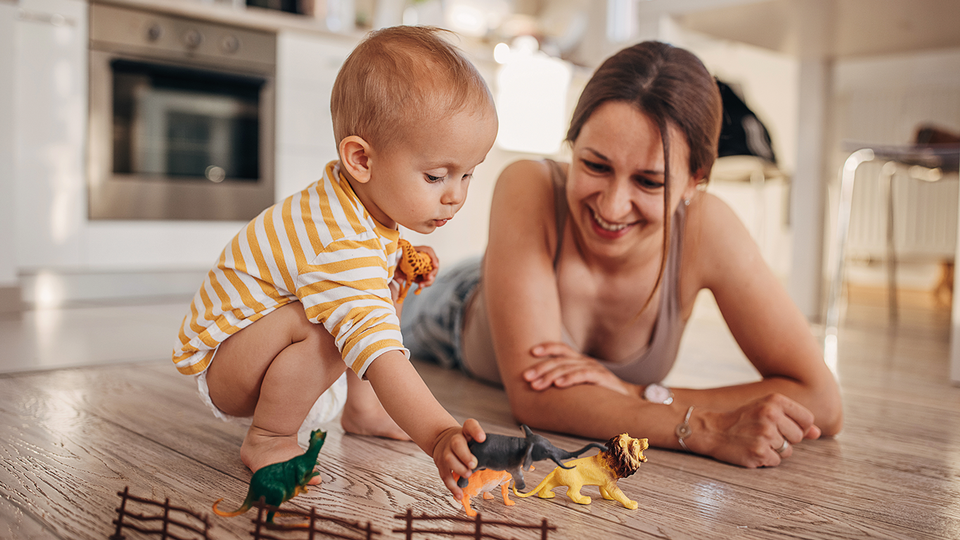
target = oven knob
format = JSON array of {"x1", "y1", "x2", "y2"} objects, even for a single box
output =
[
  {"x1": 221, "y1": 34, "x2": 240, "y2": 54},
  {"x1": 182, "y1": 28, "x2": 204, "y2": 49},
  {"x1": 205, "y1": 165, "x2": 226, "y2": 183},
  {"x1": 146, "y1": 22, "x2": 162, "y2": 42}
]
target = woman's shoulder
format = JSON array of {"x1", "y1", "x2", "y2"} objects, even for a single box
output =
[
  {"x1": 497, "y1": 158, "x2": 563, "y2": 188},
  {"x1": 691, "y1": 191, "x2": 740, "y2": 227},
  {"x1": 683, "y1": 191, "x2": 766, "y2": 279},
  {"x1": 488, "y1": 158, "x2": 566, "y2": 255},
  {"x1": 492, "y1": 159, "x2": 564, "y2": 212}
]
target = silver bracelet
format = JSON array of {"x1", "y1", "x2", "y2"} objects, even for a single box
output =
[{"x1": 675, "y1": 406, "x2": 694, "y2": 452}]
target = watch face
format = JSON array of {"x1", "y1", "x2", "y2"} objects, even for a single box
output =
[{"x1": 645, "y1": 383, "x2": 670, "y2": 403}]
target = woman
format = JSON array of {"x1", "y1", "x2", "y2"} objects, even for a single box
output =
[{"x1": 402, "y1": 41, "x2": 842, "y2": 468}]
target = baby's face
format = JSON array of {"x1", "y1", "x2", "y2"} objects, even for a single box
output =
[{"x1": 363, "y1": 105, "x2": 498, "y2": 234}]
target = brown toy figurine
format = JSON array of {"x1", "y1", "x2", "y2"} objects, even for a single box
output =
[
  {"x1": 513, "y1": 433, "x2": 647, "y2": 510},
  {"x1": 396, "y1": 239, "x2": 433, "y2": 304},
  {"x1": 452, "y1": 469, "x2": 517, "y2": 516}
]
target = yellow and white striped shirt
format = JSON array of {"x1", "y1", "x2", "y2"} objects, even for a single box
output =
[{"x1": 172, "y1": 161, "x2": 405, "y2": 377}]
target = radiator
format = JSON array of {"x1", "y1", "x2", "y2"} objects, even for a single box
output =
[
  {"x1": 846, "y1": 160, "x2": 958, "y2": 262},
  {"x1": 838, "y1": 82, "x2": 960, "y2": 263}
]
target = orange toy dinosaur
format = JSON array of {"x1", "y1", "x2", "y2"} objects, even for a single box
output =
[
  {"x1": 396, "y1": 239, "x2": 433, "y2": 304},
  {"x1": 453, "y1": 469, "x2": 516, "y2": 517}
]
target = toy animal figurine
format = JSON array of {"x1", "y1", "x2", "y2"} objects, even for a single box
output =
[
  {"x1": 513, "y1": 433, "x2": 648, "y2": 510},
  {"x1": 452, "y1": 469, "x2": 516, "y2": 517},
  {"x1": 213, "y1": 429, "x2": 327, "y2": 523},
  {"x1": 396, "y1": 239, "x2": 433, "y2": 304},
  {"x1": 460, "y1": 424, "x2": 607, "y2": 490}
]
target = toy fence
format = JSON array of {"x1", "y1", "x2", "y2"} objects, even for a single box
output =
[
  {"x1": 109, "y1": 488, "x2": 558, "y2": 540},
  {"x1": 392, "y1": 509, "x2": 556, "y2": 540},
  {"x1": 248, "y1": 499, "x2": 380, "y2": 540},
  {"x1": 110, "y1": 486, "x2": 212, "y2": 540}
]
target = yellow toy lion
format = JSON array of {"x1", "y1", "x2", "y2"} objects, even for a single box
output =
[{"x1": 513, "y1": 433, "x2": 647, "y2": 510}]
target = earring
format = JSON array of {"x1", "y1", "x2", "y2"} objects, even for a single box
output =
[{"x1": 683, "y1": 198, "x2": 691, "y2": 206}]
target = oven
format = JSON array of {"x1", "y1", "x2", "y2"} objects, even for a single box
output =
[{"x1": 88, "y1": 3, "x2": 276, "y2": 221}]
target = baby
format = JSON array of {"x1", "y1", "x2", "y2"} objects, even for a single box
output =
[{"x1": 171, "y1": 26, "x2": 498, "y2": 498}]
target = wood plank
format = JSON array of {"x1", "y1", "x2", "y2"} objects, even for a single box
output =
[
  {"x1": 0, "y1": 493, "x2": 56, "y2": 540},
  {"x1": 0, "y1": 379, "x2": 252, "y2": 540}
]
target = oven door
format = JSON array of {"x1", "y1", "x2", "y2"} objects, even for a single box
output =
[{"x1": 88, "y1": 50, "x2": 275, "y2": 221}]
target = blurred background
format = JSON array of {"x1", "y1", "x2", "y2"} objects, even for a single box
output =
[{"x1": 2, "y1": 0, "x2": 960, "y2": 337}]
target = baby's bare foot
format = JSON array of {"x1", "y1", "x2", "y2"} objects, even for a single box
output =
[
  {"x1": 341, "y1": 402, "x2": 411, "y2": 441},
  {"x1": 241, "y1": 429, "x2": 322, "y2": 486}
]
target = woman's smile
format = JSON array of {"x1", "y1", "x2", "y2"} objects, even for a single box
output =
[{"x1": 590, "y1": 208, "x2": 636, "y2": 239}]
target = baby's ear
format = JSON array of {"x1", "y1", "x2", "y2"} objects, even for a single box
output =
[{"x1": 339, "y1": 136, "x2": 373, "y2": 184}]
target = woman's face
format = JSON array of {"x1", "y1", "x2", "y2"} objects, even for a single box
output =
[{"x1": 567, "y1": 101, "x2": 698, "y2": 260}]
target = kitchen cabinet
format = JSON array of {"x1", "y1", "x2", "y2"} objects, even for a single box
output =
[
  {"x1": 275, "y1": 30, "x2": 358, "y2": 199},
  {"x1": 13, "y1": 0, "x2": 87, "y2": 270}
]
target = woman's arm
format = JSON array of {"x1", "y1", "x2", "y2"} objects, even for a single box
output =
[
  {"x1": 484, "y1": 164, "x2": 838, "y2": 467},
  {"x1": 483, "y1": 160, "x2": 694, "y2": 450},
  {"x1": 680, "y1": 193, "x2": 843, "y2": 435}
]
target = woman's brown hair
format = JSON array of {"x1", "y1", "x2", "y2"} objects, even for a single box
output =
[{"x1": 566, "y1": 41, "x2": 722, "y2": 313}]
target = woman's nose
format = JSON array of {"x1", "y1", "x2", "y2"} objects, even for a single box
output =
[{"x1": 596, "y1": 177, "x2": 633, "y2": 220}]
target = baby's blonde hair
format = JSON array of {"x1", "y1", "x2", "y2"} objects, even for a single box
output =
[{"x1": 331, "y1": 26, "x2": 493, "y2": 153}]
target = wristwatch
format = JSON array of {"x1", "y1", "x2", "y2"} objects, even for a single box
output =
[{"x1": 642, "y1": 382, "x2": 674, "y2": 405}]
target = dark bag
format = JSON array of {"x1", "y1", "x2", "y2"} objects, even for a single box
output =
[{"x1": 716, "y1": 79, "x2": 777, "y2": 164}]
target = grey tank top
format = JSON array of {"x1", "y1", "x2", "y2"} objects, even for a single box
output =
[{"x1": 461, "y1": 159, "x2": 688, "y2": 386}]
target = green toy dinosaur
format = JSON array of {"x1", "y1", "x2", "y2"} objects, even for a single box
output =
[{"x1": 212, "y1": 429, "x2": 327, "y2": 523}]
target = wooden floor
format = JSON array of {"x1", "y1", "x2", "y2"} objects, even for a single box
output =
[{"x1": 1, "y1": 289, "x2": 959, "y2": 539}]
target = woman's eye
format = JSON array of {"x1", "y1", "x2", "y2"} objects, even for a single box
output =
[
  {"x1": 583, "y1": 160, "x2": 609, "y2": 173},
  {"x1": 635, "y1": 176, "x2": 664, "y2": 190},
  {"x1": 425, "y1": 174, "x2": 444, "y2": 183}
]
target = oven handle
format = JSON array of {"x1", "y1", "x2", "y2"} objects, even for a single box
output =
[{"x1": 110, "y1": 58, "x2": 268, "y2": 90}]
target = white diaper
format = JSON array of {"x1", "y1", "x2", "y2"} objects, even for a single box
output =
[{"x1": 195, "y1": 349, "x2": 348, "y2": 432}]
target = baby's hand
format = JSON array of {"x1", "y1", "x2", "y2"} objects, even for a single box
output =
[
  {"x1": 412, "y1": 245, "x2": 440, "y2": 289},
  {"x1": 433, "y1": 418, "x2": 485, "y2": 499}
]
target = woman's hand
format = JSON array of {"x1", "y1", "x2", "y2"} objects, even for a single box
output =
[
  {"x1": 523, "y1": 341, "x2": 639, "y2": 397},
  {"x1": 693, "y1": 393, "x2": 821, "y2": 468}
]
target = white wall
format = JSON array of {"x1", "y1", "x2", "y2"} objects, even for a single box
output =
[{"x1": 0, "y1": 2, "x2": 17, "y2": 290}]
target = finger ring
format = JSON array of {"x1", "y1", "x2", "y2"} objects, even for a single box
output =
[{"x1": 775, "y1": 439, "x2": 790, "y2": 454}]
